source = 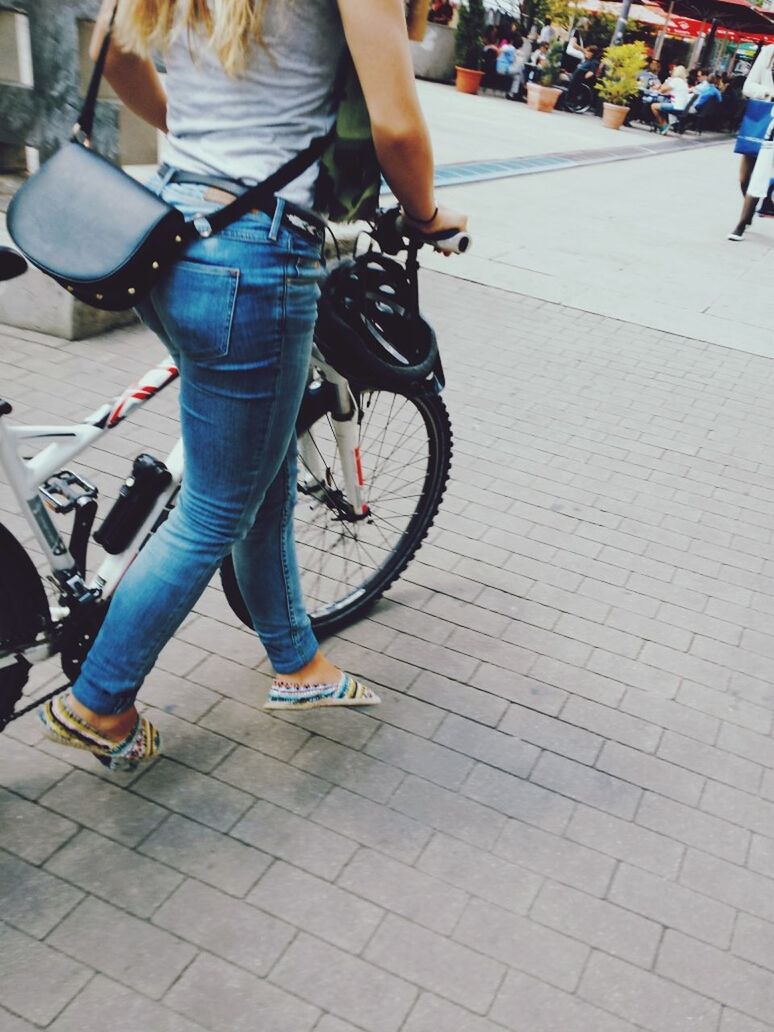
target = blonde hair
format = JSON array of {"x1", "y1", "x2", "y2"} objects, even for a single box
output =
[
  {"x1": 671, "y1": 65, "x2": 688, "y2": 80},
  {"x1": 114, "y1": 0, "x2": 271, "y2": 76}
]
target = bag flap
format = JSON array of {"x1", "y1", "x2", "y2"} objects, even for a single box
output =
[{"x1": 7, "y1": 143, "x2": 184, "y2": 283}]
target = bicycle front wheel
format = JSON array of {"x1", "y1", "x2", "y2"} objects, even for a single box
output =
[{"x1": 221, "y1": 388, "x2": 453, "y2": 638}]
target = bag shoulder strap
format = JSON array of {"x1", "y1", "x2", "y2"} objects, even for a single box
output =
[
  {"x1": 76, "y1": 3, "x2": 118, "y2": 141},
  {"x1": 201, "y1": 131, "x2": 333, "y2": 236}
]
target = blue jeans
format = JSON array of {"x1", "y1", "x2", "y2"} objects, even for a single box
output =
[{"x1": 72, "y1": 180, "x2": 323, "y2": 715}]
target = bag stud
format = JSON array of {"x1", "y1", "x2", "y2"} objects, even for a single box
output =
[
  {"x1": 95, "y1": 294, "x2": 103, "y2": 300},
  {"x1": 127, "y1": 287, "x2": 136, "y2": 295},
  {"x1": 152, "y1": 261, "x2": 159, "y2": 269},
  {"x1": 175, "y1": 236, "x2": 182, "y2": 244}
]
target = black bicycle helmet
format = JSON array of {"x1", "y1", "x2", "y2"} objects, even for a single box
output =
[{"x1": 315, "y1": 252, "x2": 438, "y2": 388}]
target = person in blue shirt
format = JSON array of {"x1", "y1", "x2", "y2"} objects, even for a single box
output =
[{"x1": 694, "y1": 70, "x2": 722, "y2": 109}]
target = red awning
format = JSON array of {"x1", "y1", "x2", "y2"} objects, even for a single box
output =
[
  {"x1": 664, "y1": 11, "x2": 774, "y2": 40},
  {"x1": 604, "y1": 0, "x2": 774, "y2": 41},
  {"x1": 648, "y1": 0, "x2": 774, "y2": 37}
]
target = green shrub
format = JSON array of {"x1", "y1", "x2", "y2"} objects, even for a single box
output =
[
  {"x1": 454, "y1": 0, "x2": 486, "y2": 69},
  {"x1": 540, "y1": 40, "x2": 565, "y2": 87},
  {"x1": 596, "y1": 41, "x2": 647, "y2": 106}
]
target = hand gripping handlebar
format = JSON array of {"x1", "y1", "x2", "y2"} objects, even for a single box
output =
[
  {"x1": 395, "y1": 215, "x2": 471, "y2": 255},
  {"x1": 370, "y1": 208, "x2": 471, "y2": 256}
]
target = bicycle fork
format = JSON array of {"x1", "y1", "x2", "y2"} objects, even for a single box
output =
[{"x1": 298, "y1": 358, "x2": 368, "y2": 519}]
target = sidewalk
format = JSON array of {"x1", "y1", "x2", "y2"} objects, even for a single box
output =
[
  {"x1": 2, "y1": 86, "x2": 755, "y2": 353},
  {"x1": 2, "y1": 262, "x2": 774, "y2": 1030},
  {"x1": 414, "y1": 81, "x2": 774, "y2": 361}
]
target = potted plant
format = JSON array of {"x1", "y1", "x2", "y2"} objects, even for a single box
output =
[
  {"x1": 526, "y1": 40, "x2": 564, "y2": 112},
  {"x1": 454, "y1": 0, "x2": 486, "y2": 94},
  {"x1": 596, "y1": 41, "x2": 646, "y2": 129}
]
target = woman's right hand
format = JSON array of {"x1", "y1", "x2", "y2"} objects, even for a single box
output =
[
  {"x1": 339, "y1": 0, "x2": 466, "y2": 254},
  {"x1": 403, "y1": 204, "x2": 470, "y2": 255}
]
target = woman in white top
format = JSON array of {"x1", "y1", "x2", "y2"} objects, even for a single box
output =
[
  {"x1": 564, "y1": 17, "x2": 589, "y2": 74},
  {"x1": 728, "y1": 44, "x2": 774, "y2": 240},
  {"x1": 651, "y1": 65, "x2": 690, "y2": 133},
  {"x1": 37, "y1": 0, "x2": 467, "y2": 770}
]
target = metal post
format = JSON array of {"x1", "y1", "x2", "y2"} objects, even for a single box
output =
[
  {"x1": 699, "y1": 17, "x2": 719, "y2": 68},
  {"x1": 654, "y1": 0, "x2": 675, "y2": 58},
  {"x1": 612, "y1": 0, "x2": 633, "y2": 44}
]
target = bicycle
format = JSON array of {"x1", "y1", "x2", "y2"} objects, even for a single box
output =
[{"x1": 0, "y1": 209, "x2": 467, "y2": 731}]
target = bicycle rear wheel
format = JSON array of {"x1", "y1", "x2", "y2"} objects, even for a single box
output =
[
  {"x1": 221, "y1": 388, "x2": 453, "y2": 637},
  {"x1": 0, "y1": 522, "x2": 50, "y2": 725}
]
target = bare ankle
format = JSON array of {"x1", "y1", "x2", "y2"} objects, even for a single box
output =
[
  {"x1": 67, "y1": 694, "x2": 137, "y2": 740},
  {"x1": 276, "y1": 651, "x2": 342, "y2": 686}
]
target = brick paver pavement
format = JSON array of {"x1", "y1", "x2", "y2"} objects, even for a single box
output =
[{"x1": 1, "y1": 269, "x2": 774, "y2": 1031}]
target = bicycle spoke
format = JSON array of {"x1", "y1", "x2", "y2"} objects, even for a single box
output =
[{"x1": 290, "y1": 388, "x2": 449, "y2": 629}]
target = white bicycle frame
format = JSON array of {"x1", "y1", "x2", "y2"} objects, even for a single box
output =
[{"x1": 0, "y1": 346, "x2": 366, "y2": 669}]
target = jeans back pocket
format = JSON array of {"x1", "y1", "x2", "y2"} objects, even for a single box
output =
[{"x1": 152, "y1": 260, "x2": 240, "y2": 365}]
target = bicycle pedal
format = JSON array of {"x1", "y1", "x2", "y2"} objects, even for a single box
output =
[{"x1": 40, "y1": 470, "x2": 98, "y2": 514}]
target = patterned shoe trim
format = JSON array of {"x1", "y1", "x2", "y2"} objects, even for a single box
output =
[
  {"x1": 38, "y1": 694, "x2": 160, "y2": 772},
  {"x1": 264, "y1": 672, "x2": 381, "y2": 710}
]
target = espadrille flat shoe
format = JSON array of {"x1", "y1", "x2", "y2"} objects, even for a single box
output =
[
  {"x1": 264, "y1": 672, "x2": 380, "y2": 711},
  {"x1": 38, "y1": 694, "x2": 160, "y2": 772}
]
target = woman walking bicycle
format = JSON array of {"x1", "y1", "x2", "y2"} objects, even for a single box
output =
[{"x1": 38, "y1": 0, "x2": 467, "y2": 770}]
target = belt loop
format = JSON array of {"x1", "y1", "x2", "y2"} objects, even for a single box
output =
[
  {"x1": 269, "y1": 197, "x2": 285, "y2": 242},
  {"x1": 158, "y1": 164, "x2": 176, "y2": 191}
]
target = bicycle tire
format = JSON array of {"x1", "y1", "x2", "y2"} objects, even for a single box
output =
[
  {"x1": 0, "y1": 522, "x2": 50, "y2": 724},
  {"x1": 221, "y1": 388, "x2": 453, "y2": 638}
]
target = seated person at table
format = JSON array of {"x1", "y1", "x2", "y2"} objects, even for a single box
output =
[
  {"x1": 632, "y1": 58, "x2": 661, "y2": 122},
  {"x1": 692, "y1": 68, "x2": 710, "y2": 93},
  {"x1": 651, "y1": 64, "x2": 690, "y2": 132},
  {"x1": 638, "y1": 59, "x2": 661, "y2": 92},
  {"x1": 516, "y1": 39, "x2": 549, "y2": 94},
  {"x1": 693, "y1": 71, "x2": 722, "y2": 107},
  {"x1": 529, "y1": 40, "x2": 550, "y2": 74}
]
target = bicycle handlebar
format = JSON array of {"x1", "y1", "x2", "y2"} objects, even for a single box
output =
[
  {"x1": 395, "y1": 215, "x2": 471, "y2": 256},
  {"x1": 370, "y1": 207, "x2": 471, "y2": 257}
]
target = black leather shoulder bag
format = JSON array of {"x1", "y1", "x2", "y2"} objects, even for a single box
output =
[{"x1": 7, "y1": 12, "x2": 331, "y2": 312}]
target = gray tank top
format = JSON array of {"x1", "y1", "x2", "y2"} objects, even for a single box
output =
[{"x1": 162, "y1": 0, "x2": 346, "y2": 206}]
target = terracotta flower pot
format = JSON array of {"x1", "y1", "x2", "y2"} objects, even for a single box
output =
[
  {"x1": 602, "y1": 102, "x2": 629, "y2": 129},
  {"x1": 455, "y1": 67, "x2": 484, "y2": 95},
  {"x1": 526, "y1": 82, "x2": 561, "y2": 112}
]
